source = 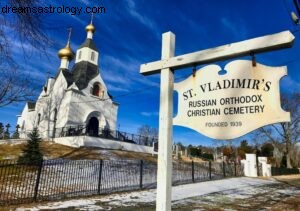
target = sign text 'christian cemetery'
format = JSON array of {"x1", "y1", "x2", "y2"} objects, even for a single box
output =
[{"x1": 174, "y1": 60, "x2": 290, "y2": 139}]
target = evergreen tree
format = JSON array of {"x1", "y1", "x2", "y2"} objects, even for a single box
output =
[
  {"x1": 3, "y1": 124, "x2": 10, "y2": 139},
  {"x1": 18, "y1": 128, "x2": 43, "y2": 165},
  {"x1": 0, "y1": 123, "x2": 3, "y2": 139},
  {"x1": 12, "y1": 124, "x2": 20, "y2": 139}
]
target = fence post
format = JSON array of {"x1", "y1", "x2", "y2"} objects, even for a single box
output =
[
  {"x1": 209, "y1": 161, "x2": 212, "y2": 180},
  {"x1": 34, "y1": 159, "x2": 43, "y2": 202},
  {"x1": 234, "y1": 162, "x2": 237, "y2": 177},
  {"x1": 140, "y1": 160, "x2": 143, "y2": 189},
  {"x1": 192, "y1": 161, "x2": 195, "y2": 182},
  {"x1": 98, "y1": 160, "x2": 103, "y2": 195},
  {"x1": 223, "y1": 161, "x2": 226, "y2": 178}
]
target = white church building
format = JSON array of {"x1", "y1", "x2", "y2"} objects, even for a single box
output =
[{"x1": 17, "y1": 21, "x2": 118, "y2": 140}]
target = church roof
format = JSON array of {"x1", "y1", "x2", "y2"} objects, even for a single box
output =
[
  {"x1": 27, "y1": 102, "x2": 36, "y2": 110},
  {"x1": 78, "y1": 38, "x2": 98, "y2": 51},
  {"x1": 55, "y1": 68, "x2": 74, "y2": 87},
  {"x1": 60, "y1": 69, "x2": 74, "y2": 87},
  {"x1": 72, "y1": 61, "x2": 99, "y2": 90},
  {"x1": 55, "y1": 62, "x2": 99, "y2": 90}
]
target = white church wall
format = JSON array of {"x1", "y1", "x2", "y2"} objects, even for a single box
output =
[
  {"x1": 23, "y1": 70, "x2": 73, "y2": 139},
  {"x1": 64, "y1": 91, "x2": 87, "y2": 125},
  {"x1": 17, "y1": 103, "x2": 36, "y2": 138},
  {"x1": 53, "y1": 136, "x2": 155, "y2": 154},
  {"x1": 35, "y1": 97, "x2": 50, "y2": 138},
  {"x1": 47, "y1": 78, "x2": 55, "y2": 93},
  {"x1": 36, "y1": 72, "x2": 63, "y2": 138},
  {"x1": 66, "y1": 75, "x2": 118, "y2": 131}
]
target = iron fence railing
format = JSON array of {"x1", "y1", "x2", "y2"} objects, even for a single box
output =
[
  {"x1": 6, "y1": 126, "x2": 158, "y2": 147},
  {"x1": 53, "y1": 125, "x2": 158, "y2": 147},
  {"x1": 0, "y1": 159, "x2": 244, "y2": 205},
  {"x1": 271, "y1": 167, "x2": 300, "y2": 176}
]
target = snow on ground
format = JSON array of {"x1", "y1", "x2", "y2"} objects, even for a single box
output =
[
  {"x1": 96, "y1": 150, "x2": 119, "y2": 160},
  {"x1": 15, "y1": 177, "x2": 287, "y2": 210}
]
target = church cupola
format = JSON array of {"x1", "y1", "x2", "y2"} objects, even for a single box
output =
[
  {"x1": 75, "y1": 19, "x2": 99, "y2": 66},
  {"x1": 85, "y1": 13, "x2": 96, "y2": 39},
  {"x1": 58, "y1": 29, "x2": 74, "y2": 69},
  {"x1": 86, "y1": 23, "x2": 95, "y2": 39}
]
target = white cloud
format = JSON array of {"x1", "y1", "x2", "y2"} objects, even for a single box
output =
[
  {"x1": 141, "y1": 111, "x2": 158, "y2": 117},
  {"x1": 101, "y1": 55, "x2": 159, "y2": 88},
  {"x1": 69, "y1": 14, "x2": 86, "y2": 25},
  {"x1": 221, "y1": 17, "x2": 247, "y2": 39},
  {"x1": 125, "y1": 0, "x2": 160, "y2": 39},
  {"x1": 102, "y1": 55, "x2": 139, "y2": 72},
  {"x1": 106, "y1": 84, "x2": 129, "y2": 92},
  {"x1": 79, "y1": 0, "x2": 91, "y2": 6}
]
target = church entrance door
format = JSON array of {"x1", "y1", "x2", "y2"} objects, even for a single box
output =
[{"x1": 87, "y1": 117, "x2": 99, "y2": 137}]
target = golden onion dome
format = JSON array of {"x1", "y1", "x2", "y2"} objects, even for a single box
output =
[
  {"x1": 86, "y1": 23, "x2": 96, "y2": 33},
  {"x1": 58, "y1": 43, "x2": 74, "y2": 60}
]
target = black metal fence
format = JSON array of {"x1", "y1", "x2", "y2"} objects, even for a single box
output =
[
  {"x1": 0, "y1": 159, "x2": 243, "y2": 205},
  {"x1": 271, "y1": 167, "x2": 300, "y2": 176},
  {"x1": 53, "y1": 125, "x2": 158, "y2": 147}
]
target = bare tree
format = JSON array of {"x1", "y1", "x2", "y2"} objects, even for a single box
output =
[
  {"x1": 0, "y1": 0, "x2": 50, "y2": 107},
  {"x1": 0, "y1": 67, "x2": 36, "y2": 107},
  {"x1": 137, "y1": 125, "x2": 158, "y2": 146},
  {"x1": 254, "y1": 92, "x2": 300, "y2": 168}
]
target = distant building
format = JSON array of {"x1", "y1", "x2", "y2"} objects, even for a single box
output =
[{"x1": 17, "y1": 21, "x2": 118, "y2": 139}]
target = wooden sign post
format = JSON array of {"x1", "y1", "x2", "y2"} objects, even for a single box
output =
[
  {"x1": 155, "y1": 32, "x2": 175, "y2": 211},
  {"x1": 140, "y1": 31, "x2": 294, "y2": 211}
]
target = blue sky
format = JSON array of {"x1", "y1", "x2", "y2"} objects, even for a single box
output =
[{"x1": 0, "y1": 0, "x2": 299, "y2": 146}]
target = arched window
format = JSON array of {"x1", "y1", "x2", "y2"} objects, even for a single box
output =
[
  {"x1": 92, "y1": 82, "x2": 102, "y2": 97},
  {"x1": 54, "y1": 108, "x2": 58, "y2": 121},
  {"x1": 52, "y1": 108, "x2": 58, "y2": 138},
  {"x1": 91, "y1": 51, "x2": 95, "y2": 61},
  {"x1": 21, "y1": 121, "x2": 25, "y2": 130},
  {"x1": 37, "y1": 113, "x2": 41, "y2": 125}
]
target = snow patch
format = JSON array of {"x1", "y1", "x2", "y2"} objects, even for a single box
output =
[{"x1": 17, "y1": 177, "x2": 281, "y2": 210}]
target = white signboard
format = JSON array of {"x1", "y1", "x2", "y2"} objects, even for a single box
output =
[{"x1": 173, "y1": 60, "x2": 290, "y2": 139}]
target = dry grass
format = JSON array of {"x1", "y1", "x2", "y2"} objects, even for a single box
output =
[
  {"x1": 266, "y1": 196, "x2": 300, "y2": 210},
  {"x1": 180, "y1": 155, "x2": 206, "y2": 163},
  {"x1": 273, "y1": 174, "x2": 300, "y2": 187},
  {"x1": 0, "y1": 141, "x2": 158, "y2": 163},
  {"x1": 112, "y1": 150, "x2": 157, "y2": 163},
  {"x1": 0, "y1": 141, "x2": 208, "y2": 164},
  {"x1": 0, "y1": 143, "x2": 25, "y2": 160}
]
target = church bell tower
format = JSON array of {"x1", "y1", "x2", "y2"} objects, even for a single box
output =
[{"x1": 75, "y1": 19, "x2": 98, "y2": 66}]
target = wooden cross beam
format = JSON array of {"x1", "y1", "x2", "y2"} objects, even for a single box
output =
[{"x1": 140, "y1": 30, "x2": 295, "y2": 75}]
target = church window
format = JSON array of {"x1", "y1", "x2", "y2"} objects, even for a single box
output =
[
  {"x1": 37, "y1": 113, "x2": 41, "y2": 125},
  {"x1": 91, "y1": 51, "x2": 95, "y2": 61},
  {"x1": 92, "y1": 82, "x2": 101, "y2": 97},
  {"x1": 78, "y1": 51, "x2": 82, "y2": 60},
  {"x1": 54, "y1": 108, "x2": 58, "y2": 121}
]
